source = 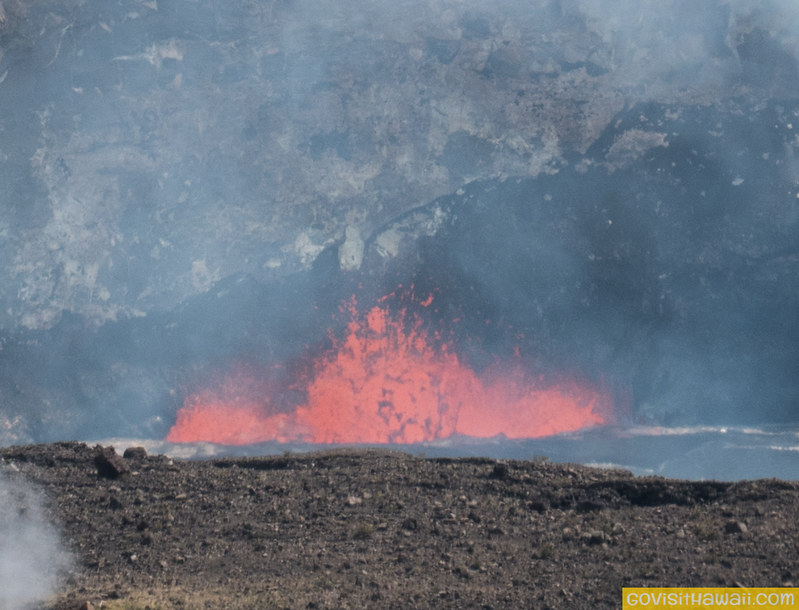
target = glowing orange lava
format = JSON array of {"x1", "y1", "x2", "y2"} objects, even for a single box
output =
[
  {"x1": 165, "y1": 365, "x2": 306, "y2": 445},
  {"x1": 166, "y1": 297, "x2": 612, "y2": 445}
]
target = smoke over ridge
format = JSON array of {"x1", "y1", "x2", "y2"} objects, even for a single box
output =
[{"x1": 0, "y1": 0, "x2": 797, "y2": 478}]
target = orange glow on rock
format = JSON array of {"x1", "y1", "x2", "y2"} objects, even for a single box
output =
[{"x1": 166, "y1": 296, "x2": 612, "y2": 445}]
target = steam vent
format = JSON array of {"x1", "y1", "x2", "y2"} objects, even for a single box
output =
[{"x1": 1, "y1": 0, "x2": 799, "y2": 479}]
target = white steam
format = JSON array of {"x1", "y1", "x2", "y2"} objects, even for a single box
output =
[
  {"x1": 0, "y1": 470, "x2": 70, "y2": 610},
  {"x1": 569, "y1": 0, "x2": 799, "y2": 96}
]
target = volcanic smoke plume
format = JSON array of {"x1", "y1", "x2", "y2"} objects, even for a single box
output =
[
  {"x1": 0, "y1": 471, "x2": 70, "y2": 610},
  {"x1": 167, "y1": 294, "x2": 612, "y2": 445},
  {"x1": 0, "y1": 0, "x2": 798, "y2": 483}
]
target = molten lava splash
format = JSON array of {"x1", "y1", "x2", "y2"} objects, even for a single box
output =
[
  {"x1": 167, "y1": 297, "x2": 612, "y2": 445},
  {"x1": 294, "y1": 300, "x2": 465, "y2": 444},
  {"x1": 166, "y1": 365, "x2": 306, "y2": 444}
]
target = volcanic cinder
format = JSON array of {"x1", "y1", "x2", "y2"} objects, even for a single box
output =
[{"x1": 6, "y1": 441, "x2": 799, "y2": 609}]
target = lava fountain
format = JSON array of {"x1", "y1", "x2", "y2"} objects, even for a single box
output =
[{"x1": 166, "y1": 294, "x2": 613, "y2": 445}]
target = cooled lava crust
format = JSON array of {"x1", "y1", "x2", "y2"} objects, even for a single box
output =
[{"x1": 4, "y1": 442, "x2": 798, "y2": 609}]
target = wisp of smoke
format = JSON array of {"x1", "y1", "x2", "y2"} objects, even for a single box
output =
[{"x1": 0, "y1": 470, "x2": 70, "y2": 610}]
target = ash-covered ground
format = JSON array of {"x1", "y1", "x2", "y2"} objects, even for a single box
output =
[{"x1": 3, "y1": 442, "x2": 798, "y2": 609}]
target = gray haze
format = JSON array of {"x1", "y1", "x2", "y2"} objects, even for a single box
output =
[
  {"x1": 1, "y1": 0, "x2": 795, "y2": 330},
  {"x1": 0, "y1": 0, "x2": 797, "y2": 472}
]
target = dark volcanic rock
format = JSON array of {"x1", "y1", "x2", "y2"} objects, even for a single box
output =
[
  {"x1": 0, "y1": 442, "x2": 797, "y2": 609},
  {"x1": 122, "y1": 446, "x2": 147, "y2": 460},
  {"x1": 93, "y1": 445, "x2": 130, "y2": 479},
  {"x1": 725, "y1": 520, "x2": 749, "y2": 535}
]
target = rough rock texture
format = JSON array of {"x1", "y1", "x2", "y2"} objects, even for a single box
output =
[
  {"x1": 1, "y1": 0, "x2": 796, "y2": 330},
  {"x1": 2, "y1": 1, "x2": 799, "y2": 454},
  {"x1": 93, "y1": 445, "x2": 130, "y2": 479},
  {"x1": 5, "y1": 91, "x2": 799, "y2": 444},
  {"x1": 1, "y1": 442, "x2": 797, "y2": 609}
]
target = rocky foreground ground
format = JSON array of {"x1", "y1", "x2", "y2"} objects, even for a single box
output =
[{"x1": 2, "y1": 442, "x2": 798, "y2": 609}]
